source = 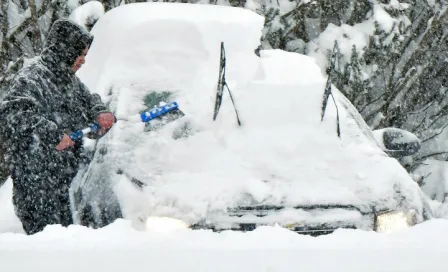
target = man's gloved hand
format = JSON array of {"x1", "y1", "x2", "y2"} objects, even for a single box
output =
[
  {"x1": 55, "y1": 112, "x2": 115, "y2": 151},
  {"x1": 96, "y1": 112, "x2": 116, "y2": 135},
  {"x1": 56, "y1": 134, "x2": 75, "y2": 151}
]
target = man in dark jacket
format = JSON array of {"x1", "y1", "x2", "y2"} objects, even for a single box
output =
[{"x1": 0, "y1": 19, "x2": 115, "y2": 235}]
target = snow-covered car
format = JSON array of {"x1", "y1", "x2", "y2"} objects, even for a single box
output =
[{"x1": 73, "y1": 2, "x2": 433, "y2": 235}]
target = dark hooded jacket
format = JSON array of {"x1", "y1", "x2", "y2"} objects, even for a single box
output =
[{"x1": 0, "y1": 19, "x2": 109, "y2": 234}]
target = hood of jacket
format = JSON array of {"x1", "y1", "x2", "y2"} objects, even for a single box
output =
[{"x1": 40, "y1": 19, "x2": 94, "y2": 76}]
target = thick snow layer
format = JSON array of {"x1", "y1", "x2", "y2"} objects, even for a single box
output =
[
  {"x1": 78, "y1": 2, "x2": 264, "y2": 97},
  {"x1": 74, "y1": 3, "x2": 426, "y2": 230},
  {"x1": 1, "y1": 218, "x2": 448, "y2": 271},
  {"x1": 69, "y1": 0, "x2": 105, "y2": 29}
]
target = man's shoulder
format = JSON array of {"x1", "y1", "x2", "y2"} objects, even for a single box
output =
[
  {"x1": 9, "y1": 59, "x2": 52, "y2": 91},
  {"x1": 3, "y1": 63, "x2": 46, "y2": 99},
  {"x1": 13, "y1": 59, "x2": 42, "y2": 80},
  {"x1": 20, "y1": 59, "x2": 48, "y2": 78}
]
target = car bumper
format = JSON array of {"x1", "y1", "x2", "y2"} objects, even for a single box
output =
[{"x1": 189, "y1": 205, "x2": 416, "y2": 236}]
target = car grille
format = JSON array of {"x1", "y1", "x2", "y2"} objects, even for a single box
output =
[{"x1": 191, "y1": 204, "x2": 373, "y2": 236}]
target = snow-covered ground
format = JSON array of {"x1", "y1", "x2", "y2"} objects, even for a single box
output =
[
  {"x1": 2, "y1": 175, "x2": 448, "y2": 271},
  {"x1": 1, "y1": 2, "x2": 448, "y2": 271},
  {"x1": 1, "y1": 216, "x2": 448, "y2": 271}
]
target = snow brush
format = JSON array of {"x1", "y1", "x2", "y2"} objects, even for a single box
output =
[{"x1": 69, "y1": 102, "x2": 184, "y2": 141}]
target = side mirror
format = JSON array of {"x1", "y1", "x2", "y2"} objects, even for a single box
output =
[{"x1": 372, "y1": 128, "x2": 421, "y2": 158}]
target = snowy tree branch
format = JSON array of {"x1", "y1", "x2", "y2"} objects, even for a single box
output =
[
  {"x1": 403, "y1": 100, "x2": 435, "y2": 116},
  {"x1": 421, "y1": 122, "x2": 448, "y2": 144},
  {"x1": 410, "y1": 114, "x2": 427, "y2": 133},
  {"x1": 0, "y1": 0, "x2": 10, "y2": 70},
  {"x1": 411, "y1": 152, "x2": 448, "y2": 172},
  {"x1": 8, "y1": 0, "x2": 51, "y2": 50},
  {"x1": 359, "y1": 93, "x2": 385, "y2": 116},
  {"x1": 27, "y1": 0, "x2": 43, "y2": 54},
  {"x1": 280, "y1": 3, "x2": 305, "y2": 20}
]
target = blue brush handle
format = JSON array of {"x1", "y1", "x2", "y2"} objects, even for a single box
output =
[
  {"x1": 69, "y1": 102, "x2": 179, "y2": 142},
  {"x1": 140, "y1": 102, "x2": 179, "y2": 122},
  {"x1": 69, "y1": 123, "x2": 101, "y2": 142}
]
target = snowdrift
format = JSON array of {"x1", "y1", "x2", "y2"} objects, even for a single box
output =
[{"x1": 1, "y1": 219, "x2": 448, "y2": 272}]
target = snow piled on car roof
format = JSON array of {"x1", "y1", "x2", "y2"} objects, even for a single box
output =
[{"x1": 78, "y1": 2, "x2": 264, "y2": 97}]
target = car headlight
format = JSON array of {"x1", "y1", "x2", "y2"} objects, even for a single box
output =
[
  {"x1": 374, "y1": 210, "x2": 415, "y2": 233},
  {"x1": 145, "y1": 216, "x2": 190, "y2": 233}
]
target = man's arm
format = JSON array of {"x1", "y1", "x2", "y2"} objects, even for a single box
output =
[
  {"x1": 78, "y1": 81, "x2": 109, "y2": 121},
  {"x1": 0, "y1": 80, "x2": 63, "y2": 154},
  {"x1": 77, "y1": 80, "x2": 115, "y2": 135}
]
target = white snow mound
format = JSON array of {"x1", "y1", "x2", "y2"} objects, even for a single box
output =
[
  {"x1": 1, "y1": 219, "x2": 448, "y2": 271},
  {"x1": 78, "y1": 2, "x2": 264, "y2": 97},
  {"x1": 75, "y1": 3, "x2": 426, "y2": 228}
]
